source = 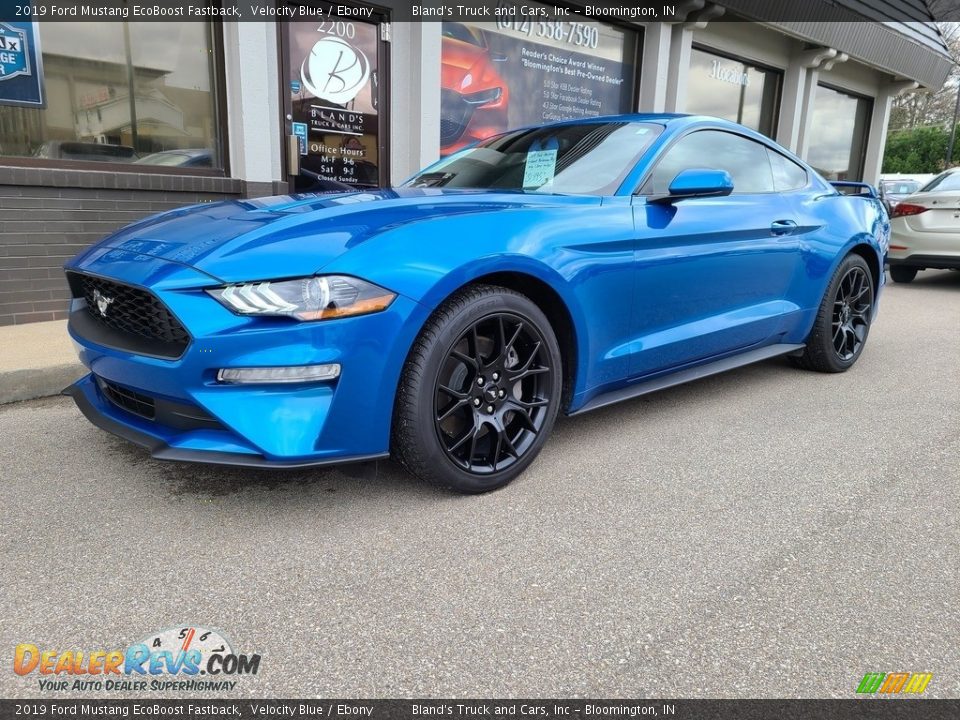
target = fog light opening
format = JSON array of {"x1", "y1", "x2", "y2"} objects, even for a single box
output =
[{"x1": 217, "y1": 364, "x2": 341, "y2": 384}]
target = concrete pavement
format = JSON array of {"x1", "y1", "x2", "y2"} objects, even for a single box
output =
[
  {"x1": 1, "y1": 270, "x2": 957, "y2": 699},
  {"x1": 0, "y1": 319, "x2": 83, "y2": 404}
]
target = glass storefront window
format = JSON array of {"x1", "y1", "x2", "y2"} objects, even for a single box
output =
[
  {"x1": 806, "y1": 84, "x2": 872, "y2": 181},
  {"x1": 686, "y1": 47, "x2": 781, "y2": 138},
  {"x1": 0, "y1": 23, "x2": 223, "y2": 170},
  {"x1": 439, "y1": 2, "x2": 639, "y2": 156}
]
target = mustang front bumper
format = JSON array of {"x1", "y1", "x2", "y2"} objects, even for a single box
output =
[{"x1": 63, "y1": 256, "x2": 427, "y2": 468}]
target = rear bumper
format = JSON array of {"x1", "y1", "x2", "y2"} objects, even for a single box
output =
[{"x1": 887, "y1": 254, "x2": 960, "y2": 270}]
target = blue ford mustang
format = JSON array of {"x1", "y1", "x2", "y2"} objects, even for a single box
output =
[{"x1": 64, "y1": 115, "x2": 888, "y2": 492}]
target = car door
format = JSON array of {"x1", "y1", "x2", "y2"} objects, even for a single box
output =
[{"x1": 628, "y1": 129, "x2": 804, "y2": 378}]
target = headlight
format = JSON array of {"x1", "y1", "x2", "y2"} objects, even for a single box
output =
[
  {"x1": 207, "y1": 275, "x2": 396, "y2": 321},
  {"x1": 463, "y1": 87, "x2": 502, "y2": 105}
]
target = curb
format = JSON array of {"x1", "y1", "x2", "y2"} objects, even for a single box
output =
[{"x1": 0, "y1": 364, "x2": 87, "y2": 405}]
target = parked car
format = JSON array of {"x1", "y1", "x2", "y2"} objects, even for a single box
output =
[
  {"x1": 887, "y1": 168, "x2": 960, "y2": 283},
  {"x1": 878, "y1": 178, "x2": 921, "y2": 213},
  {"x1": 440, "y1": 23, "x2": 509, "y2": 155},
  {"x1": 63, "y1": 115, "x2": 888, "y2": 492},
  {"x1": 135, "y1": 149, "x2": 214, "y2": 168},
  {"x1": 35, "y1": 141, "x2": 137, "y2": 163}
]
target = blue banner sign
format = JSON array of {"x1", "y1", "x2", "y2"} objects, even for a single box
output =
[{"x1": 0, "y1": 20, "x2": 44, "y2": 107}]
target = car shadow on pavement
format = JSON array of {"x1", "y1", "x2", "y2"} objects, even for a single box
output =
[
  {"x1": 159, "y1": 456, "x2": 439, "y2": 500},
  {"x1": 889, "y1": 268, "x2": 960, "y2": 288},
  {"x1": 87, "y1": 430, "x2": 441, "y2": 501},
  {"x1": 553, "y1": 355, "x2": 791, "y2": 440},
  {"x1": 91, "y1": 358, "x2": 792, "y2": 502}
]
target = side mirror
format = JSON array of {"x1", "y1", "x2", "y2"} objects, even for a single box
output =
[{"x1": 650, "y1": 168, "x2": 734, "y2": 204}]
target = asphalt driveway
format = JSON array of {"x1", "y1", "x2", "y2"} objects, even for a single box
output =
[{"x1": 2, "y1": 270, "x2": 958, "y2": 699}]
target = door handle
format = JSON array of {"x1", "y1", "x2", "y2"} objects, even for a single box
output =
[{"x1": 770, "y1": 219, "x2": 798, "y2": 236}]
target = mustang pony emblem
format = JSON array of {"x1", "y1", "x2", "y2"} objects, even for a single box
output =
[{"x1": 92, "y1": 289, "x2": 113, "y2": 317}]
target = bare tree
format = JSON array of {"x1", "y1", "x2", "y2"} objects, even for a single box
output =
[{"x1": 889, "y1": 22, "x2": 960, "y2": 131}]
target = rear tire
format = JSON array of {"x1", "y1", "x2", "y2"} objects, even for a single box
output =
[
  {"x1": 791, "y1": 254, "x2": 875, "y2": 373},
  {"x1": 391, "y1": 284, "x2": 562, "y2": 493},
  {"x1": 889, "y1": 266, "x2": 918, "y2": 283}
]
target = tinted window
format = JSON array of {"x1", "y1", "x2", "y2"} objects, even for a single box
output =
[
  {"x1": 442, "y1": 22, "x2": 486, "y2": 47},
  {"x1": 767, "y1": 149, "x2": 808, "y2": 191},
  {"x1": 406, "y1": 122, "x2": 662, "y2": 196},
  {"x1": 642, "y1": 130, "x2": 775, "y2": 195}
]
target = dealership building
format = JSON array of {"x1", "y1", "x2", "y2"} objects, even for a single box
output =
[{"x1": 0, "y1": 0, "x2": 952, "y2": 325}]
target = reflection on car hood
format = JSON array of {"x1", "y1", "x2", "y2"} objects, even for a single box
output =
[{"x1": 81, "y1": 188, "x2": 597, "y2": 284}]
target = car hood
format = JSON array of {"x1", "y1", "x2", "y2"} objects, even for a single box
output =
[{"x1": 77, "y1": 188, "x2": 597, "y2": 284}]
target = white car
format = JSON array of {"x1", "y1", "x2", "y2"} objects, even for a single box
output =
[{"x1": 888, "y1": 169, "x2": 960, "y2": 283}]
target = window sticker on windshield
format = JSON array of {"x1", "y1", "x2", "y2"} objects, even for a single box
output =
[{"x1": 523, "y1": 149, "x2": 558, "y2": 189}]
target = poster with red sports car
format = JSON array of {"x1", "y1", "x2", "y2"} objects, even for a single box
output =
[{"x1": 440, "y1": 3, "x2": 638, "y2": 156}]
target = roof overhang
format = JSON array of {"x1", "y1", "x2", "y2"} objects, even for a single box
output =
[
  {"x1": 766, "y1": 21, "x2": 953, "y2": 89},
  {"x1": 716, "y1": 1, "x2": 953, "y2": 89}
]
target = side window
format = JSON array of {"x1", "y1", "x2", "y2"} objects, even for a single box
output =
[
  {"x1": 642, "y1": 130, "x2": 775, "y2": 195},
  {"x1": 767, "y1": 149, "x2": 808, "y2": 191}
]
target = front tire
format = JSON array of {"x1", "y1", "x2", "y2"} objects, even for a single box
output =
[
  {"x1": 792, "y1": 254, "x2": 875, "y2": 373},
  {"x1": 889, "y1": 265, "x2": 918, "y2": 283},
  {"x1": 392, "y1": 284, "x2": 562, "y2": 493}
]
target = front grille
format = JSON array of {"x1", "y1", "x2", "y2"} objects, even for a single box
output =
[
  {"x1": 67, "y1": 272, "x2": 189, "y2": 358},
  {"x1": 440, "y1": 89, "x2": 474, "y2": 145},
  {"x1": 97, "y1": 377, "x2": 155, "y2": 420}
]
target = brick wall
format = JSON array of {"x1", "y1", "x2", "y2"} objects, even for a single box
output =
[{"x1": 0, "y1": 167, "x2": 286, "y2": 326}]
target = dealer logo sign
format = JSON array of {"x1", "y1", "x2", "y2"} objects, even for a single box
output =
[
  {"x1": 13, "y1": 625, "x2": 261, "y2": 692},
  {"x1": 0, "y1": 23, "x2": 30, "y2": 81}
]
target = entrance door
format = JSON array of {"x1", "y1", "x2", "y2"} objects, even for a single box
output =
[{"x1": 281, "y1": 3, "x2": 390, "y2": 191}]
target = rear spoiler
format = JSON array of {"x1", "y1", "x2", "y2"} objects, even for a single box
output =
[{"x1": 830, "y1": 181, "x2": 878, "y2": 198}]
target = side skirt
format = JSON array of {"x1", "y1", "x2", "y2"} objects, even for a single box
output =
[{"x1": 569, "y1": 343, "x2": 805, "y2": 416}]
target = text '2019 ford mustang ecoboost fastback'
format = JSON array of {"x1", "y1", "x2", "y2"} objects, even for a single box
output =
[{"x1": 64, "y1": 115, "x2": 889, "y2": 492}]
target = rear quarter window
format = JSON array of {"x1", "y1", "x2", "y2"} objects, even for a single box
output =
[{"x1": 767, "y1": 149, "x2": 808, "y2": 191}]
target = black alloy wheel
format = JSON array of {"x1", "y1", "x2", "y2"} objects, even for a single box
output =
[
  {"x1": 434, "y1": 313, "x2": 552, "y2": 475},
  {"x1": 832, "y1": 265, "x2": 872, "y2": 362},
  {"x1": 792, "y1": 253, "x2": 875, "y2": 373},
  {"x1": 392, "y1": 285, "x2": 562, "y2": 493}
]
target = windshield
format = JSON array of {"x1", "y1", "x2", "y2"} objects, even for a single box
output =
[
  {"x1": 404, "y1": 122, "x2": 663, "y2": 196},
  {"x1": 920, "y1": 171, "x2": 960, "y2": 193},
  {"x1": 442, "y1": 23, "x2": 485, "y2": 47}
]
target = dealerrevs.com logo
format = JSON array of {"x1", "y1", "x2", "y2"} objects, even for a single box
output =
[{"x1": 13, "y1": 626, "x2": 261, "y2": 692}]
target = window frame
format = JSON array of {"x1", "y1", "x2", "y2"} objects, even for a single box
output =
[
  {"x1": 807, "y1": 82, "x2": 874, "y2": 183},
  {"x1": 0, "y1": 22, "x2": 229, "y2": 178},
  {"x1": 633, "y1": 127, "x2": 813, "y2": 197}
]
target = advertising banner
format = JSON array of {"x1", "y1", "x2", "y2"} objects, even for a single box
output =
[
  {"x1": 0, "y1": 19, "x2": 44, "y2": 108},
  {"x1": 440, "y1": 2, "x2": 637, "y2": 155}
]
